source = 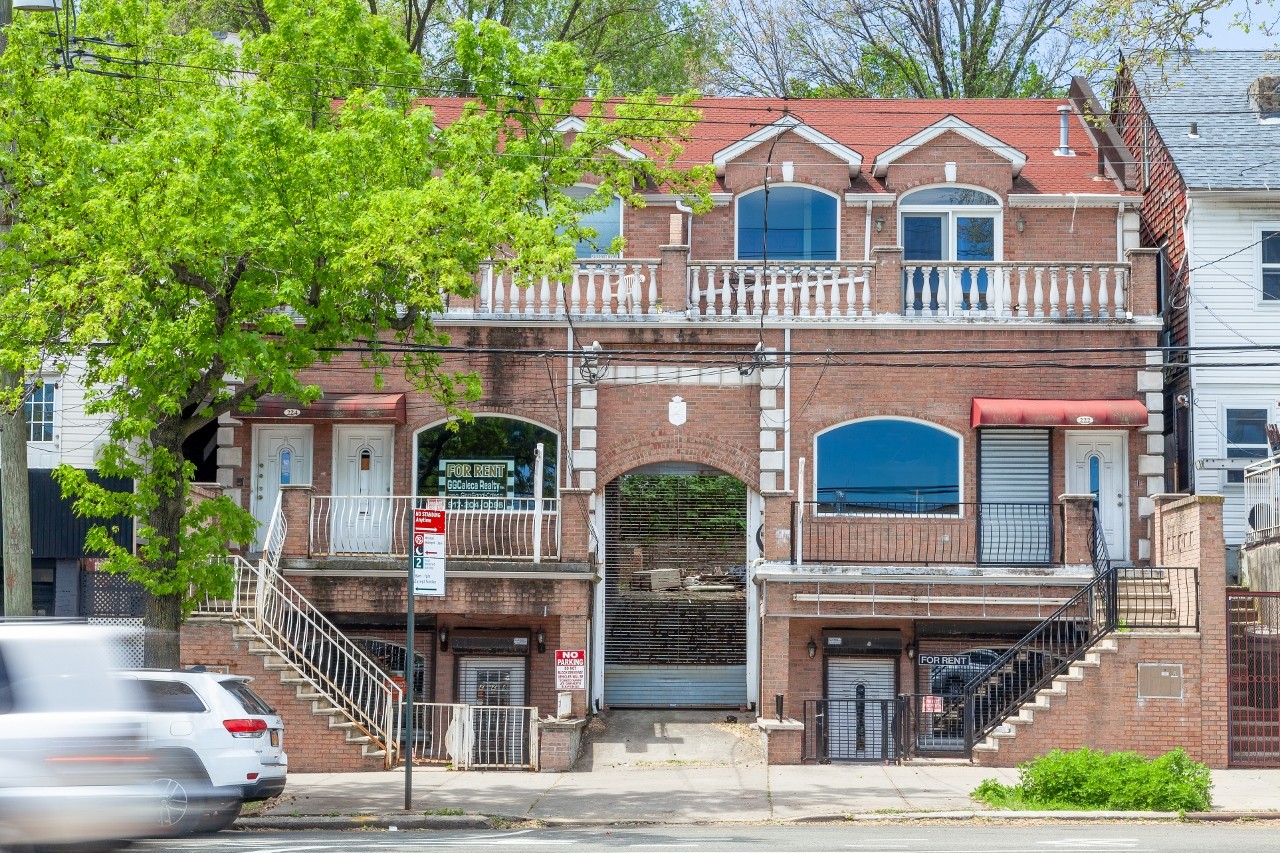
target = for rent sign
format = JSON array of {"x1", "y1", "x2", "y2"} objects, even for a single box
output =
[{"x1": 440, "y1": 459, "x2": 514, "y2": 497}]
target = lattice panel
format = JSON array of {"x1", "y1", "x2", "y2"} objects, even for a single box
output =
[{"x1": 88, "y1": 618, "x2": 146, "y2": 669}]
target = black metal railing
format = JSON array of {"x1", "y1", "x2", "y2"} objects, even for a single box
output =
[
  {"x1": 957, "y1": 509, "x2": 1118, "y2": 752},
  {"x1": 802, "y1": 698, "x2": 901, "y2": 763},
  {"x1": 1116, "y1": 566, "x2": 1199, "y2": 630},
  {"x1": 791, "y1": 501, "x2": 1064, "y2": 566}
]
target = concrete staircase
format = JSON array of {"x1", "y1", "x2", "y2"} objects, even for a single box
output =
[
  {"x1": 1116, "y1": 571, "x2": 1177, "y2": 627},
  {"x1": 971, "y1": 637, "x2": 1119, "y2": 761},
  {"x1": 236, "y1": 626, "x2": 391, "y2": 765}
]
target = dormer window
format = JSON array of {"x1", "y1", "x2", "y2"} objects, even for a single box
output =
[
  {"x1": 563, "y1": 185, "x2": 622, "y2": 258},
  {"x1": 736, "y1": 186, "x2": 838, "y2": 261}
]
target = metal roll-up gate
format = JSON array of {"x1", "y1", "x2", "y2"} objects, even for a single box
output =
[
  {"x1": 603, "y1": 471, "x2": 748, "y2": 707},
  {"x1": 978, "y1": 428, "x2": 1052, "y2": 564}
]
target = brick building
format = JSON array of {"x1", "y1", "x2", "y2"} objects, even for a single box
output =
[{"x1": 186, "y1": 84, "x2": 1226, "y2": 770}]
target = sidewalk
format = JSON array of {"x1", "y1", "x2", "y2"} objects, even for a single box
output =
[{"x1": 241, "y1": 764, "x2": 1280, "y2": 828}]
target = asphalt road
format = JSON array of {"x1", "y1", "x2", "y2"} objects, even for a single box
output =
[{"x1": 138, "y1": 823, "x2": 1280, "y2": 852}]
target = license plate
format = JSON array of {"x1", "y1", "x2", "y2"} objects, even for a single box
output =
[{"x1": 270, "y1": 730, "x2": 280, "y2": 747}]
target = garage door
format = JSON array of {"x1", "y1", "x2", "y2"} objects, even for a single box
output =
[{"x1": 826, "y1": 658, "x2": 897, "y2": 761}]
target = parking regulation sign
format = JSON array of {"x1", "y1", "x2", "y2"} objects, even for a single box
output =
[
  {"x1": 411, "y1": 500, "x2": 446, "y2": 597},
  {"x1": 554, "y1": 649, "x2": 586, "y2": 690}
]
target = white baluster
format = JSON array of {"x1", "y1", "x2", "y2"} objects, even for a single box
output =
[
  {"x1": 648, "y1": 263, "x2": 659, "y2": 314},
  {"x1": 783, "y1": 269, "x2": 795, "y2": 316},
  {"x1": 1082, "y1": 266, "x2": 1094, "y2": 318},
  {"x1": 860, "y1": 269, "x2": 871, "y2": 317},
  {"x1": 815, "y1": 268, "x2": 828, "y2": 317},
  {"x1": 555, "y1": 275, "x2": 567, "y2": 315},
  {"x1": 752, "y1": 267, "x2": 764, "y2": 316},
  {"x1": 1113, "y1": 266, "x2": 1126, "y2": 316},
  {"x1": 691, "y1": 265, "x2": 705, "y2": 316},
  {"x1": 570, "y1": 268, "x2": 582, "y2": 315},
  {"x1": 769, "y1": 267, "x2": 781, "y2": 316},
  {"x1": 965, "y1": 267, "x2": 979, "y2": 315},
  {"x1": 799, "y1": 270, "x2": 813, "y2": 316},
  {"x1": 925, "y1": 265, "x2": 939, "y2": 317},
  {"x1": 1065, "y1": 268, "x2": 1077, "y2": 318},
  {"x1": 1049, "y1": 268, "x2": 1060, "y2": 319},
  {"x1": 539, "y1": 276, "x2": 550, "y2": 315},
  {"x1": 586, "y1": 267, "x2": 598, "y2": 315},
  {"x1": 1033, "y1": 267, "x2": 1044, "y2": 317},
  {"x1": 522, "y1": 279, "x2": 535, "y2": 314},
  {"x1": 1015, "y1": 267, "x2": 1028, "y2": 318},
  {"x1": 844, "y1": 267, "x2": 856, "y2": 317},
  {"x1": 904, "y1": 265, "x2": 917, "y2": 315},
  {"x1": 481, "y1": 266, "x2": 494, "y2": 312},
  {"x1": 1098, "y1": 267, "x2": 1110, "y2": 318},
  {"x1": 735, "y1": 268, "x2": 748, "y2": 317},
  {"x1": 493, "y1": 269, "x2": 507, "y2": 312}
]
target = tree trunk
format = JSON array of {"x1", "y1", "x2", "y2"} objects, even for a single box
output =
[
  {"x1": 1, "y1": 369, "x2": 33, "y2": 618},
  {"x1": 142, "y1": 427, "x2": 188, "y2": 667}
]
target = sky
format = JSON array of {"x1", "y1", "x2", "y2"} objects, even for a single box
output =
[{"x1": 1199, "y1": 0, "x2": 1280, "y2": 49}]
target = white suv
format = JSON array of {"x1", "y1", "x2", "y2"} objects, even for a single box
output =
[{"x1": 121, "y1": 669, "x2": 288, "y2": 835}]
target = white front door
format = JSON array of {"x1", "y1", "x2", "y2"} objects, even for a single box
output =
[
  {"x1": 332, "y1": 426, "x2": 394, "y2": 553},
  {"x1": 1066, "y1": 432, "x2": 1128, "y2": 563},
  {"x1": 252, "y1": 426, "x2": 313, "y2": 549}
]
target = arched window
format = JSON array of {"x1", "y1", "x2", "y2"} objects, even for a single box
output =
[
  {"x1": 736, "y1": 186, "x2": 838, "y2": 260},
  {"x1": 899, "y1": 185, "x2": 1001, "y2": 265},
  {"x1": 815, "y1": 419, "x2": 960, "y2": 513},
  {"x1": 564, "y1": 185, "x2": 622, "y2": 258},
  {"x1": 415, "y1": 417, "x2": 558, "y2": 499}
]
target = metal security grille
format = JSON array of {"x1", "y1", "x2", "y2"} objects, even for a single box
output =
[
  {"x1": 823, "y1": 659, "x2": 897, "y2": 761},
  {"x1": 80, "y1": 572, "x2": 148, "y2": 617},
  {"x1": 457, "y1": 657, "x2": 529, "y2": 766},
  {"x1": 978, "y1": 429, "x2": 1053, "y2": 564},
  {"x1": 1229, "y1": 591, "x2": 1280, "y2": 766},
  {"x1": 603, "y1": 473, "x2": 748, "y2": 707}
]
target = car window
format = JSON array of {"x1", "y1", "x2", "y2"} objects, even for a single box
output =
[
  {"x1": 139, "y1": 679, "x2": 208, "y2": 713},
  {"x1": 220, "y1": 680, "x2": 275, "y2": 715}
]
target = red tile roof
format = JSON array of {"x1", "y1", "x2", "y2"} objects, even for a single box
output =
[{"x1": 417, "y1": 97, "x2": 1127, "y2": 196}]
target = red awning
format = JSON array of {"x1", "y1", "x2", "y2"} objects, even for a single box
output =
[
  {"x1": 972, "y1": 398, "x2": 1148, "y2": 429},
  {"x1": 241, "y1": 393, "x2": 407, "y2": 423}
]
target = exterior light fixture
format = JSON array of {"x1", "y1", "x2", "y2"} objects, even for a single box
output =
[
  {"x1": 1016, "y1": 215, "x2": 1026, "y2": 233},
  {"x1": 875, "y1": 216, "x2": 885, "y2": 233},
  {"x1": 907, "y1": 642, "x2": 916, "y2": 660},
  {"x1": 1188, "y1": 122, "x2": 1200, "y2": 139},
  {"x1": 807, "y1": 638, "x2": 817, "y2": 659},
  {"x1": 535, "y1": 627, "x2": 546, "y2": 653},
  {"x1": 438, "y1": 626, "x2": 449, "y2": 652}
]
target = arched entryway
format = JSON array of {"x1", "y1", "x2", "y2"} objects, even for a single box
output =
[{"x1": 601, "y1": 464, "x2": 751, "y2": 708}]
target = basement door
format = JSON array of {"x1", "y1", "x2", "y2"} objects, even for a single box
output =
[
  {"x1": 602, "y1": 471, "x2": 749, "y2": 708},
  {"x1": 826, "y1": 658, "x2": 897, "y2": 761},
  {"x1": 457, "y1": 657, "x2": 529, "y2": 767},
  {"x1": 331, "y1": 426, "x2": 394, "y2": 553}
]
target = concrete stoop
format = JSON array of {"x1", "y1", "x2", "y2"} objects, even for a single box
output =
[
  {"x1": 187, "y1": 617, "x2": 389, "y2": 773},
  {"x1": 972, "y1": 637, "x2": 1119, "y2": 761}
]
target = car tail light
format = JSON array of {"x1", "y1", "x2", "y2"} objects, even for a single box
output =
[{"x1": 223, "y1": 718, "x2": 269, "y2": 738}]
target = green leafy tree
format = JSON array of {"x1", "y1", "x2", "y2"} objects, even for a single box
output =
[{"x1": 0, "y1": 0, "x2": 710, "y2": 665}]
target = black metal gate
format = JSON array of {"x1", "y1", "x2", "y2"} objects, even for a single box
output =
[
  {"x1": 603, "y1": 472, "x2": 748, "y2": 707},
  {"x1": 1229, "y1": 591, "x2": 1280, "y2": 766}
]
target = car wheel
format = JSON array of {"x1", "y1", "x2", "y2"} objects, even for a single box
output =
[
  {"x1": 152, "y1": 774, "x2": 205, "y2": 836},
  {"x1": 194, "y1": 801, "x2": 242, "y2": 835}
]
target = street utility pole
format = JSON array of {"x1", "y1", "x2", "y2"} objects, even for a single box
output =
[{"x1": 1, "y1": 0, "x2": 35, "y2": 617}]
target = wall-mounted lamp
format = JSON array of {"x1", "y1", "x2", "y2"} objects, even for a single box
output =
[
  {"x1": 438, "y1": 626, "x2": 449, "y2": 653},
  {"x1": 535, "y1": 627, "x2": 546, "y2": 653},
  {"x1": 1188, "y1": 122, "x2": 1200, "y2": 140},
  {"x1": 875, "y1": 216, "x2": 885, "y2": 233},
  {"x1": 781, "y1": 160, "x2": 795, "y2": 182},
  {"x1": 1015, "y1": 215, "x2": 1026, "y2": 233},
  {"x1": 807, "y1": 638, "x2": 818, "y2": 659},
  {"x1": 906, "y1": 642, "x2": 916, "y2": 661}
]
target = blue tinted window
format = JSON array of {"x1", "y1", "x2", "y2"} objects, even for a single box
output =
[
  {"x1": 901, "y1": 187, "x2": 999, "y2": 206},
  {"x1": 816, "y1": 419, "x2": 960, "y2": 512},
  {"x1": 561, "y1": 187, "x2": 622, "y2": 258},
  {"x1": 737, "y1": 186, "x2": 838, "y2": 260}
]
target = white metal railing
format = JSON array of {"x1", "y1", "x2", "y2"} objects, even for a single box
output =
[
  {"x1": 902, "y1": 261, "x2": 1128, "y2": 319},
  {"x1": 260, "y1": 492, "x2": 287, "y2": 574},
  {"x1": 470, "y1": 260, "x2": 661, "y2": 315},
  {"x1": 1245, "y1": 455, "x2": 1280, "y2": 543},
  {"x1": 688, "y1": 262, "x2": 875, "y2": 317},
  {"x1": 403, "y1": 702, "x2": 539, "y2": 770},
  {"x1": 309, "y1": 495, "x2": 561, "y2": 561},
  {"x1": 196, "y1": 556, "x2": 403, "y2": 768}
]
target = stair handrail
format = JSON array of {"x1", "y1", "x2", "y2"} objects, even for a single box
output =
[
  {"x1": 212, "y1": 555, "x2": 404, "y2": 768},
  {"x1": 260, "y1": 492, "x2": 287, "y2": 575},
  {"x1": 960, "y1": 507, "x2": 1118, "y2": 751}
]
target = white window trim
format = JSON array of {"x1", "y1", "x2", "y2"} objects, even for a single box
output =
[
  {"x1": 1222, "y1": 403, "x2": 1274, "y2": 487},
  {"x1": 1257, "y1": 222, "x2": 1280, "y2": 305},
  {"x1": 25, "y1": 376, "x2": 58, "y2": 445},
  {"x1": 733, "y1": 183, "x2": 842, "y2": 262},
  {"x1": 898, "y1": 184, "x2": 1005, "y2": 263},
  {"x1": 811, "y1": 415, "x2": 965, "y2": 517}
]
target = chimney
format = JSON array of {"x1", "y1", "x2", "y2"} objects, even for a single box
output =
[{"x1": 1055, "y1": 104, "x2": 1075, "y2": 157}]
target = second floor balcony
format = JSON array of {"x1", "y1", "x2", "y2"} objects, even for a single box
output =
[{"x1": 444, "y1": 253, "x2": 1151, "y2": 325}]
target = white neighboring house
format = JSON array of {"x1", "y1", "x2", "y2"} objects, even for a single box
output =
[
  {"x1": 1118, "y1": 52, "x2": 1280, "y2": 574},
  {"x1": 24, "y1": 359, "x2": 108, "y2": 470}
]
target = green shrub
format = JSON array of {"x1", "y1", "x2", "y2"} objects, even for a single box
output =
[{"x1": 972, "y1": 747, "x2": 1212, "y2": 812}]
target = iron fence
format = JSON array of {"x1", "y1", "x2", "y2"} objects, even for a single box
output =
[
  {"x1": 403, "y1": 702, "x2": 538, "y2": 770},
  {"x1": 1116, "y1": 566, "x2": 1199, "y2": 630},
  {"x1": 801, "y1": 699, "x2": 901, "y2": 763},
  {"x1": 791, "y1": 501, "x2": 1064, "y2": 566},
  {"x1": 898, "y1": 693, "x2": 968, "y2": 758},
  {"x1": 1228, "y1": 590, "x2": 1280, "y2": 767}
]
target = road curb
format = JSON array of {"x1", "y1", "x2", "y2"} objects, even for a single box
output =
[{"x1": 237, "y1": 814, "x2": 492, "y2": 831}]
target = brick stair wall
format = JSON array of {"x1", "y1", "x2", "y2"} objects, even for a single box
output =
[
  {"x1": 973, "y1": 632, "x2": 1221, "y2": 767},
  {"x1": 182, "y1": 619, "x2": 389, "y2": 773}
]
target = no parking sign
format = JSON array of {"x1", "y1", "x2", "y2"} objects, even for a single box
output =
[{"x1": 555, "y1": 649, "x2": 586, "y2": 690}]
